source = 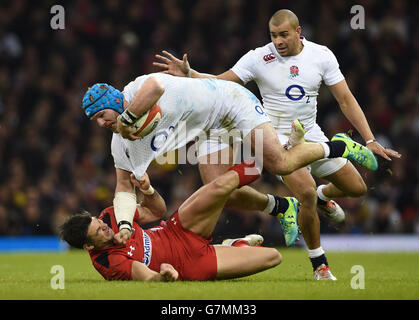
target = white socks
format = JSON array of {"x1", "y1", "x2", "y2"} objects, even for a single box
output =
[
  {"x1": 264, "y1": 194, "x2": 276, "y2": 213},
  {"x1": 319, "y1": 142, "x2": 330, "y2": 158},
  {"x1": 308, "y1": 247, "x2": 325, "y2": 259},
  {"x1": 317, "y1": 184, "x2": 332, "y2": 202}
]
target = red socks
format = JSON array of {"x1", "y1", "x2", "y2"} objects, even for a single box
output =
[
  {"x1": 231, "y1": 240, "x2": 250, "y2": 247},
  {"x1": 231, "y1": 239, "x2": 262, "y2": 247},
  {"x1": 228, "y1": 160, "x2": 261, "y2": 188}
]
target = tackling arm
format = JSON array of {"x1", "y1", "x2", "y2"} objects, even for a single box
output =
[
  {"x1": 113, "y1": 170, "x2": 167, "y2": 243},
  {"x1": 131, "y1": 173, "x2": 167, "y2": 225},
  {"x1": 153, "y1": 50, "x2": 244, "y2": 85},
  {"x1": 113, "y1": 168, "x2": 137, "y2": 243}
]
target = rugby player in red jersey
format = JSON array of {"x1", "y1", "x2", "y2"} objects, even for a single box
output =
[{"x1": 60, "y1": 161, "x2": 284, "y2": 281}]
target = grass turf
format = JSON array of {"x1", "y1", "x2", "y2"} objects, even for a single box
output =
[{"x1": 0, "y1": 248, "x2": 417, "y2": 300}]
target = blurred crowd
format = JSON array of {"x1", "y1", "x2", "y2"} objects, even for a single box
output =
[{"x1": 0, "y1": 0, "x2": 417, "y2": 245}]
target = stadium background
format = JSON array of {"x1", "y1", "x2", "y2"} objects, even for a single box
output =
[{"x1": 0, "y1": 0, "x2": 417, "y2": 247}]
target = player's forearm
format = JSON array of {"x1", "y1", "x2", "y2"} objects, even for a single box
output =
[
  {"x1": 127, "y1": 77, "x2": 165, "y2": 117},
  {"x1": 140, "y1": 270, "x2": 166, "y2": 281},
  {"x1": 113, "y1": 192, "x2": 137, "y2": 231},
  {"x1": 139, "y1": 272, "x2": 174, "y2": 282},
  {"x1": 114, "y1": 169, "x2": 137, "y2": 231},
  {"x1": 141, "y1": 190, "x2": 167, "y2": 219},
  {"x1": 131, "y1": 266, "x2": 163, "y2": 281},
  {"x1": 339, "y1": 94, "x2": 375, "y2": 142},
  {"x1": 189, "y1": 68, "x2": 216, "y2": 79},
  {"x1": 131, "y1": 261, "x2": 178, "y2": 281}
]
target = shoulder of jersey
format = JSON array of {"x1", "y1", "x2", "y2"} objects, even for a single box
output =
[
  {"x1": 122, "y1": 74, "x2": 147, "y2": 96},
  {"x1": 253, "y1": 43, "x2": 278, "y2": 63},
  {"x1": 303, "y1": 39, "x2": 333, "y2": 58}
]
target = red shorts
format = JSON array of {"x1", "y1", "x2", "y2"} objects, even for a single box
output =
[{"x1": 148, "y1": 212, "x2": 218, "y2": 281}]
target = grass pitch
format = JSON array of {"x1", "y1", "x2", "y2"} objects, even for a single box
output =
[{"x1": 0, "y1": 248, "x2": 417, "y2": 300}]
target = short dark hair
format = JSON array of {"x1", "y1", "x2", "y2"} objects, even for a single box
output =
[
  {"x1": 269, "y1": 9, "x2": 299, "y2": 29},
  {"x1": 59, "y1": 212, "x2": 92, "y2": 249}
]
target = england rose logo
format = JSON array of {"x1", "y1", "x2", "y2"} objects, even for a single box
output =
[{"x1": 290, "y1": 65, "x2": 299, "y2": 78}]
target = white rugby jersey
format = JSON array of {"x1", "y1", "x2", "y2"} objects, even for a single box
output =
[
  {"x1": 111, "y1": 73, "x2": 269, "y2": 178},
  {"x1": 231, "y1": 37, "x2": 344, "y2": 135}
]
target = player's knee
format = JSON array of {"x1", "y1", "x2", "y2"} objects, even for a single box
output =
[
  {"x1": 260, "y1": 149, "x2": 290, "y2": 176},
  {"x1": 345, "y1": 180, "x2": 368, "y2": 197},
  {"x1": 212, "y1": 178, "x2": 235, "y2": 197},
  {"x1": 275, "y1": 250, "x2": 282, "y2": 265},
  {"x1": 266, "y1": 249, "x2": 282, "y2": 267},
  {"x1": 224, "y1": 189, "x2": 246, "y2": 208},
  {"x1": 269, "y1": 161, "x2": 292, "y2": 176},
  {"x1": 297, "y1": 187, "x2": 318, "y2": 210}
]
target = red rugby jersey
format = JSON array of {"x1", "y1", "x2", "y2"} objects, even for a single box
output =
[
  {"x1": 88, "y1": 207, "x2": 217, "y2": 281},
  {"x1": 88, "y1": 207, "x2": 155, "y2": 280}
]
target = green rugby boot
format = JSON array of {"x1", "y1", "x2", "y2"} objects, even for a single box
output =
[
  {"x1": 277, "y1": 197, "x2": 299, "y2": 247},
  {"x1": 285, "y1": 119, "x2": 306, "y2": 149},
  {"x1": 331, "y1": 133, "x2": 378, "y2": 171}
]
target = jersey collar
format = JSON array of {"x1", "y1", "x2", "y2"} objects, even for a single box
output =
[{"x1": 269, "y1": 36, "x2": 306, "y2": 61}]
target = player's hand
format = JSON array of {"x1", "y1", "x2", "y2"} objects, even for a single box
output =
[
  {"x1": 159, "y1": 263, "x2": 179, "y2": 281},
  {"x1": 153, "y1": 50, "x2": 190, "y2": 77},
  {"x1": 130, "y1": 173, "x2": 151, "y2": 191},
  {"x1": 113, "y1": 228, "x2": 132, "y2": 245},
  {"x1": 366, "y1": 141, "x2": 401, "y2": 161},
  {"x1": 116, "y1": 115, "x2": 140, "y2": 141}
]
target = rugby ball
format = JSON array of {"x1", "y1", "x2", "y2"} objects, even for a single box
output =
[{"x1": 132, "y1": 104, "x2": 162, "y2": 138}]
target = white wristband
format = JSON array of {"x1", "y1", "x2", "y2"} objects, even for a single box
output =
[
  {"x1": 365, "y1": 139, "x2": 377, "y2": 145},
  {"x1": 140, "y1": 185, "x2": 155, "y2": 195}
]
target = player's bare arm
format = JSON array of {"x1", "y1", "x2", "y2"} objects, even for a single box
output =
[
  {"x1": 154, "y1": 51, "x2": 190, "y2": 77},
  {"x1": 153, "y1": 50, "x2": 244, "y2": 85},
  {"x1": 113, "y1": 168, "x2": 137, "y2": 245},
  {"x1": 130, "y1": 173, "x2": 167, "y2": 225},
  {"x1": 328, "y1": 80, "x2": 401, "y2": 161},
  {"x1": 117, "y1": 76, "x2": 165, "y2": 140},
  {"x1": 131, "y1": 261, "x2": 178, "y2": 281}
]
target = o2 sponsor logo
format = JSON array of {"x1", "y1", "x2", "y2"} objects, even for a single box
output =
[
  {"x1": 254, "y1": 105, "x2": 265, "y2": 115},
  {"x1": 150, "y1": 126, "x2": 175, "y2": 151},
  {"x1": 285, "y1": 84, "x2": 307, "y2": 102}
]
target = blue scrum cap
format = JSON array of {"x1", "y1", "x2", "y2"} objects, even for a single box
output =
[{"x1": 82, "y1": 83, "x2": 124, "y2": 118}]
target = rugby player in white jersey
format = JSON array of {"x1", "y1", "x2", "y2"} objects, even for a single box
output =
[
  {"x1": 82, "y1": 72, "x2": 379, "y2": 270},
  {"x1": 153, "y1": 9, "x2": 401, "y2": 280}
]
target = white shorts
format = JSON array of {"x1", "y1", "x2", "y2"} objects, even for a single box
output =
[
  {"x1": 195, "y1": 86, "x2": 271, "y2": 161},
  {"x1": 195, "y1": 128, "x2": 239, "y2": 160},
  {"x1": 276, "y1": 123, "x2": 347, "y2": 178}
]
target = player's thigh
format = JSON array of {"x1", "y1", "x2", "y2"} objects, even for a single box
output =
[
  {"x1": 177, "y1": 183, "x2": 225, "y2": 238},
  {"x1": 198, "y1": 158, "x2": 232, "y2": 184},
  {"x1": 179, "y1": 176, "x2": 229, "y2": 216},
  {"x1": 197, "y1": 139, "x2": 235, "y2": 183},
  {"x1": 178, "y1": 171, "x2": 238, "y2": 237},
  {"x1": 243, "y1": 122, "x2": 285, "y2": 169},
  {"x1": 214, "y1": 245, "x2": 282, "y2": 279},
  {"x1": 322, "y1": 161, "x2": 367, "y2": 197}
]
